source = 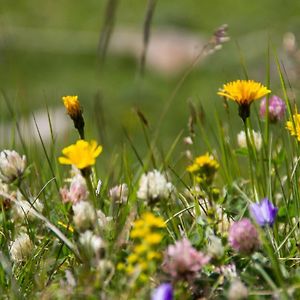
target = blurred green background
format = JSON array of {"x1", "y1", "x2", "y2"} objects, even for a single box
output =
[{"x1": 1, "y1": 0, "x2": 300, "y2": 153}]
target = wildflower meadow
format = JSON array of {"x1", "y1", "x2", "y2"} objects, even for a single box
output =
[{"x1": 2, "y1": 1, "x2": 300, "y2": 299}]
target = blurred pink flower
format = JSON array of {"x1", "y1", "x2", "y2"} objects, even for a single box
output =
[
  {"x1": 260, "y1": 95, "x2": 286, "y2": 123},
  {"x1": 229, "y1": 218, "x2": 260, "y2": 255},
  {"x1": 162, "y1": 238, "x2": 210, "y2": 281},
  {"x1": 60, "y1": 174, "x2": 89, "y2": 204}
]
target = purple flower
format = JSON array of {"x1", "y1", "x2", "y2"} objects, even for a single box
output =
[
  {"x1": 260, "y1": 95, "x2": 286, "y2": 123},
  {"x1": 152, "y1": 283, "x2": 173, "y2": 300},
  {"x1": 228, "y1": 218, "x2": 260, "y2": 255},
  {"x1": 250, "y1": 198, "x2": 278, "y2": 227}
]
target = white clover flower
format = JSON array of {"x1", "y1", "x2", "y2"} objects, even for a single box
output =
[
  {"x1": 0, "y1": 150, "x2": 26, "y2": 183},
  {"x1": 109, "y1": 183, "x2": 128, "y2": 204},
  {"x1": 228, "y1": 280, "x2": 248, "y2": 300},
  {"x1": 237, "y1": 130, "x2": 262, "y2": 151},
  {"x1": 72, "y1": 201, "x2": 96, "y2": 231},
  {"x1": 12, "y1": 198, "x2": 44, "y2": 222},
  {"x1": 10, "y1": 233, "x2": 33, "y2": 263},
  {"x1": 79, "y1": 230, "x2": 104, "y2": 255},
  {"x1": 137, "y1": 170, "x2": 174, "y2": 203},
  {"x1": 207, "y1": 234, "x2": 224, "y2": 258},
  {"x1": 97, "y1": 210, "x2": 113, "y2": 228},
  {"x1": 60, "y1": 174, "x2": 89, "y2": 204}
]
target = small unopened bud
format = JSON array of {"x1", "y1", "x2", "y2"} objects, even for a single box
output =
[{"x1": 62, "y1": 95, "x2": 85, "y2": 139}]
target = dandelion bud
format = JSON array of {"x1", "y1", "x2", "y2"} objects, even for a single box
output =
[
  {"x1": 260, "y1": 95, "x2": 286, "y2": 123},
  {"x1": 10, "y1": 233, "x2": 33, "y2": 263},
  {"x1": 62, "y1": 95, "x2": 85, "y2": 139},
  {"x1": 109, "y1": 183, "x2": 128, "y2": 204},
  {"x1": 72, "y1": 201, "x2": 96, "y2": 231},
  {"x1": 228, "y1": 280, "x2": 248, "y2": 300},
  {"x1": 137, "y1": 170, "x2": 174, "y2": 205},
  {"x1": 162, "y1": 238, "x2": 210, "y2": 281},
  {"x1": 60, "y1": 174, "x2": 89, "y2": 204},
  {"x1": 0, "y1": 150, "x2": 26, "y2": 183},
  {"x1": 228, "y1": 218, "x2": 260, "y2": 255},
  {"x1": 152, "y1": 283, "x2": 173, "y2": 300}
]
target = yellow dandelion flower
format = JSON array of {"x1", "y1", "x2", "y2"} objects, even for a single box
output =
[
  {"x1": 59, "y1": 140, "x2": 102, "y2": 169},
  {"x1": 145, "y1": 233, "x2": 163, "y2": 245},
  {"x1": 286, "y1": 113, "x2": 300, "y2": 141},
  {"x1": 218, "y1": 80, "x2": 271, "y2": 121}
]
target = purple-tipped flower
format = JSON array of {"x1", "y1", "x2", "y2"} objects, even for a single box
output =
[
  {"x1": 152, "y1": 283, "x2": 173, "y2": 300},
  {"x1": 228, "y1": 218, "x2": 260, "y2": 255},
  {"x1": 260, "y1": 95, "x2": 286, "y2": 123},
  {"x1": 250, "y1": 198, "x2": 278, "y2": 227},
  {"x1": 162, "y1": 238, "x2": 210, "y2": 281}
]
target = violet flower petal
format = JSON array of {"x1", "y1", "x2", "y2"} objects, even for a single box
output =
[{"x1": 152, "y1": 283, "x2": 173, "y2": 300}]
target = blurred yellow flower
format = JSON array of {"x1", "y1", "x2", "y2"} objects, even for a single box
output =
[
  {"x1": 286, "y1": 113, "x2": 300, "y2": 141},
  {"x1": 62, "y1": 95, "x2": 81, "y2": 118},
  {"x1": 218, "y1": 80, "x2": 270, "y2": 105},
  {"x1": 59, "y1": 140, "x2": 102, "y2": 169},
  {"x1": 121, "y1": 212, "x2": 165, "y2": 283},
  {"x1": 187, "y1": 153, "x2": 219, "y2": 184}
]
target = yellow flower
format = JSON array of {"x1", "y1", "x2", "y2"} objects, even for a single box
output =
[
  {"x1": 218, "y1": 80, "x2": 270, "y2": 105},
  {"x1": 187, "y1": 153, "x2": 219, "y2": 173},
  {"x1": 187, "y1": 153, "x2": 219, "y2": 185},
  {"x1": 142, "y1": 212, "x2": 166, "y2": 228},
  {"x1": 62, "y1": 95, "x2": 81, "y2": 118},
  {"x1": 59, "y1": 140, "x2": 102, "y2": 169},
  {"x1": 145, "y1": 233, "x2": 163, "y2": 245},
  {"x1": 218, "y1": 80, "x2": 271, "y2": 121},
  {"x1": 286, "y1": 113, "x2": 300, "y2": 141}
]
